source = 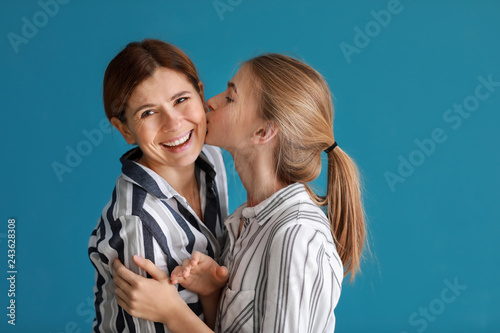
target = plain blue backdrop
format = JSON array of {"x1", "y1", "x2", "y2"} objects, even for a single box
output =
[{"x1": 1, "y1": 0, "x2": 499, "y2": 332}]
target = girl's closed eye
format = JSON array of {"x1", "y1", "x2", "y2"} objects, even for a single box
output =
[{"x1": 225, "y1": 96, "x2": 234, "y2": 103}]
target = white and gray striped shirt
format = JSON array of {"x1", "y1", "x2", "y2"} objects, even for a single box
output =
[
  {"x1": 216, "y1": 183, "x2": 343, "y2": 333},
  {"x1": 88, "y1": 145, "x2": 228, "y2": 333}
]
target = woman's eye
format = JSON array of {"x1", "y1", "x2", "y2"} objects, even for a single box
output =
[
  {"x1": 225, "y1": 96, "x2": 234, "y2": 103},
  {"x1": 175, "y1": 97, "x2": 188, "y2": 105},
  {"x1": 141, "y1": 110, "x2": 155, "y2": 118}
]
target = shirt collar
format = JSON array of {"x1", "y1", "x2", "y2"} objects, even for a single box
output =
[
  {"x1": 120, "y1": 147, "x2": 217, "y2": 200},
  {"x1": 241, "y1": 183, "x2": 310, "y2": 225}
]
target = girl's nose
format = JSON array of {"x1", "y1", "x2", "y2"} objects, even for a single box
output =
[{"x1": 207, "y1": 96, "x2": 217, "y2": 112}]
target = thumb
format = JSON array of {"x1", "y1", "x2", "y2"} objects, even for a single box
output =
[
  {"x1": 216, "y1": 266, "x2": 229, "y2": 281},
  {"x1": 133, "y1": 255, "x2": 168, "y2": 281}
]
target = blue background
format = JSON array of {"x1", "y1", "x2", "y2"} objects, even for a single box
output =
[{"x1": 1, "y1": 0, "x2": 499, "y2": 332}]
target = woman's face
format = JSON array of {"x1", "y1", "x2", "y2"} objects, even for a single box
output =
[
  {"x1": 205, "y1": 66, "x2": 262, "y2": 152},
  {"x1": 113, "y1": 67, "x2": 206, "y2": 170}
]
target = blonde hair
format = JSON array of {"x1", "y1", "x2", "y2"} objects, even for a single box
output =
[{"x1": 243, "y1": 54, "x2": 365, "y2": 281}]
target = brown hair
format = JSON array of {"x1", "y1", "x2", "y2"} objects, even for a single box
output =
[
  {"x1": 243, "y1": 54, "x2": 366, "y2": 281},
  {"x1": 103, "y1": 39, "x2": 203, "y2": 122}
]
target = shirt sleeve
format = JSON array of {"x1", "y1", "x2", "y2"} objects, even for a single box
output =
[
  {"x1": 261, "y1": 223, "x2": 342, "y2": 333},
  {"x1": 89, "y1": 214, "x2": 157, "y2": 332}
]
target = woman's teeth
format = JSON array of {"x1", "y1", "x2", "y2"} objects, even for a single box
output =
[{"x1": 162, "y1": 131, "x2": 191, "y2": 147}]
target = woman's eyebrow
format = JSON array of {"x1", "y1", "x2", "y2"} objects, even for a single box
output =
[
  {"x1": 131, "y1": 91, "x2": 192, "y2": 115},
  {"x1": 170, "y1": 90, "x2": 191, "y2": 101},
  {"x1": 133, "y1": 104, "x2": 155, "y2": 116},
  {"x1": 227, "y1": 81, "x2": 237, "y2": 94}
]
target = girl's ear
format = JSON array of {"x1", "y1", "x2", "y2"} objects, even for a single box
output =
[
  {"x1": 251, "y1": 121, "x2": 279, "y2": 145},
  {"x1": 111, "y1": 117, "x2": 136, "y2": 145}
]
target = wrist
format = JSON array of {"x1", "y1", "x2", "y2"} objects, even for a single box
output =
[
  {"x1": 160, "y1": 292, "x2": 185, "y2": 326},
  {"x1": 161, "y1": 297, "x2": 185, "y2": 326},
  {"x1": 200, "y1": 287, "x2": 222, "y2": 300},
  {"x1": 163, "y1": 299, "x2": 211, "y2": 332}
]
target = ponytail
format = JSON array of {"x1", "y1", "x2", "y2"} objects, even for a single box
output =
[
  {"x1": 326, "y1": 147, "x2": 365, "y2": 281},
  {"x1": 306, "y1": 147, "x2": 365, "y2": 281}
]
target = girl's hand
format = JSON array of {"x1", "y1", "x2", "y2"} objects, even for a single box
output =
[
  {"x1": 112, "y1": 255, "x2": 182, "y2": 324},
  {"x1": 170, "y1": 251, "x2": 229, "y2": 297}
]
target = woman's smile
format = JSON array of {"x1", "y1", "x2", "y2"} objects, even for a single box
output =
[{"x1": 160, "y1": 129, "x2": 194, "y2": 151}]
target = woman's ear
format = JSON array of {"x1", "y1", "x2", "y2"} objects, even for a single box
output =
[
  {"x1": 198, "y1": 81, "x2": 210, "y2": 113},
  {"x1": 110, "y1": 117, "x2": 136, "y2": 145},
  {"x1": 198, "y1": 81, "x2": 205, "y2": 96},
  {"x1": 251, "y1": 121, "x2": 278, "y2": 145},
  {"x1": 198, "y1": 81, "x2": 206, "y2": 103}
]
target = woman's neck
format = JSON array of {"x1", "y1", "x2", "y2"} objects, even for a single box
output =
[
  {"x1": 232, "y1": 149, "x2": 286, "y2": 208},
  {"x1": 138, "y1": 156, "x2": 198, "y2": 200}
]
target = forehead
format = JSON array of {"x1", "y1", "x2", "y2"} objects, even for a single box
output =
[
  {"x1": 129, "y1": 67, "x2": 194, "y2": 101},
  {"x1": 231, "y1": 65, "x2": 257, "y2": 97},
  {"x1": 232, "y1": 65, "x2": 248, "y2": 85}
]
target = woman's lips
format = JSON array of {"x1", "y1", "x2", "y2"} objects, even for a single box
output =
[
  {"x1": 161, "y1": 130, "x2": 192, "y2": 147},
  {"x1": 160, "y1": 130, "x2": 194, "y2": 151}
]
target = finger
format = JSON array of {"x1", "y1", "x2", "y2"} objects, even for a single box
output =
[
  {"x1": 133, "y1": 255, "x2": 168, "y2": 281},
  {"x1": 116, "y1": 294, "x2": 134, "y2": 318},
  {"x1": 115, "y1": 286, "x2": 127, "y2": 305},
  {"x1": 181, "y1": 258, "x2": 191, "y2": 268},
  {"x1": 113, "y1": 259, "x2": 142, "y2": 287},
  {"x1": 112, "y1": 258, "x2": 125, "y2": 277},
  {"x1": 115, "y1": 287, "x2": 131, "y2": 311},
  {"x1": 114, "y1": 271, "x2": 135, "y2": 293},
  {"x1": 190, "y1": 251, "x2": 202, "y2": 266},
  {"x1": 170, "y1": 266, "x2": 184, "y2": 284},
  {"x1": 217, "y1": 266, "x2": 229, "y2": 280},
  {"x1": 182, "y1": 265, "x2": 191, "y2": 278}
]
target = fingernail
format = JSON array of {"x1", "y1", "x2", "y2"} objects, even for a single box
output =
[{"x1": 134, "y1": 255, "x2": 143, "y2": 262}]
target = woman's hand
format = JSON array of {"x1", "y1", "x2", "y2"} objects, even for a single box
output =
[
  {"x1": 112, "y1": 255, "x2": 182, "y2": 324},
  {"x1": 170, "y1": 251, "x2": 229, "y2": 297}
]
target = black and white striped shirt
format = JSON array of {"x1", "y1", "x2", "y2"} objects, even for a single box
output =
[
  {"x1": 216, "y1": 183, "x2": 343, "y2": 333},
  {"x1": 88, "y1": 146, "x2": 228, "y2": 333}
]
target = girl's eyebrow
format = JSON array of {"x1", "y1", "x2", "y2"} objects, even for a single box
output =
[{"x1": 227, "y1": 81, "x2": 237, "y2": 94}]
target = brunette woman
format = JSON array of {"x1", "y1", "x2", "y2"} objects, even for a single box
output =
[{"x1": 88, "y1": 39, "x2": 228, "y2": 332}]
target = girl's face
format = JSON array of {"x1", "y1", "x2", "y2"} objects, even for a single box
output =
[
  {"x1": 206, "y1": 66, "x2": 262, "y2": 153},
  {"x1": 113, "y1": 67, "x2": 206, "y2": 170}
]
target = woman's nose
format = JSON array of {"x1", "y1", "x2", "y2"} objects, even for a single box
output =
[{"x1": 160, "y1": 109, "x2": 182, "y2": 132}]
